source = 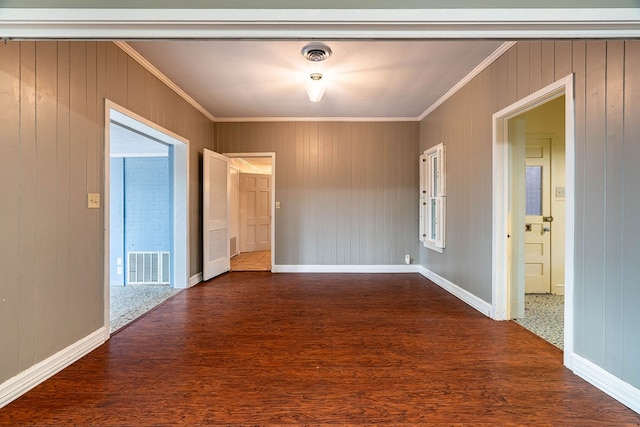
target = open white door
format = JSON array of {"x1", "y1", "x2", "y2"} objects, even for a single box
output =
[{"x1": 203, "y1": 149, "x2": 230, "y2": 281}]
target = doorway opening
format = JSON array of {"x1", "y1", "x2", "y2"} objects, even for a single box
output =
[
  {"x1": 226, "y1": 153, "x2": 275, "y2": 272},
  {"x1": 510, "y1": 96, "x2": 566, "y2": 349},
  {"x1": 492, "y1": 75, "x2": 575, "y2": 367},
  {"x1": 104, "y1": 100, "x2": 189, "y2": 335}
]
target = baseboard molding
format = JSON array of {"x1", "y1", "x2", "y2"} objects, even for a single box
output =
[
  {"x1": 272, "y1": 264, "x2": 420, "y2": 273},
  {"x1": 189, "y1": 272, "x2": 202, "y2": 287},
  {"x1": 571, "y1": 353, "x2": 640, "y2": 414},
  {"x1": 418, "y1": 266, "x2": 492, "y2": 317},
  {"x1": 0, "y1": 327, "x2": 106, "y2": 409}
]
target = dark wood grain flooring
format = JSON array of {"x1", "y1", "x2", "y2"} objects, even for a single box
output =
[{"x1": 1, "y1": 272, "x2": 638, "y2": 425}]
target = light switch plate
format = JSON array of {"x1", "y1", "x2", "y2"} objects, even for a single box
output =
[
  {"x1": 88, "y1": 193, "x2": 100, "y2": 209},
  {"x1": 275, "y1": 201, "x2": 281, "y2": 209},
  {"x1": 556, "y1": 187, "x2": 566, "y2": 198}
]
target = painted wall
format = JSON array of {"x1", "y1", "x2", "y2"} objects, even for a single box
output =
[
  {"x1": 215, "y1": 121, "x2": 420, "y2": 266},
  {"x1": 0, "y1": 41, "x2": 212, "y2": 385},
  {"x1": 420, "y1": 40, "x2": 640, "y2": 389},
  {"x1": 123, "y1": 157, "x2": 171, "y2": 254},
  {"x1": 109, "y1": 156, "x2": 172, "y2": 286}
]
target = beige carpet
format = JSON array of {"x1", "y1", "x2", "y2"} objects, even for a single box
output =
[{"x1": 514, "y1": 294, "x2": 564, "y2": 349}]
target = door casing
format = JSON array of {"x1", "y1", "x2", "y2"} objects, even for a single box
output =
[
  {"x1": 103, "y1": 99, "x2": 190, "y2": 338},
  {"x1": 224, "y1": 152, "x2": 276, "y2": 270},
  {"x1": 491, "y1": 74, "x2": 575, "y2": 368}
]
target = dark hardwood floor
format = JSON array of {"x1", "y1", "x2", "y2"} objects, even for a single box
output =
[{"x1": 1, "y1": 272, "x2": 638, "y2": 425}]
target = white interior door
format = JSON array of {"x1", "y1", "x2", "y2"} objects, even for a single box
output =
[
  {"x1": 203, "y1": 149, "x2": 230, "y2": 281},
  {"x1": 239, "y1": 173, "x2": 271, "y2": 253},
  {"x1": 525, "y1": 137, "x2": 552, "y2": 293}
]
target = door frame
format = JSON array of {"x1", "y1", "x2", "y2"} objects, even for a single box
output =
[
  {"x1": 103, "y1": 99, "x2": 190, "y2": 338},
  {"x1": 224, "y1": 152, "x2": 276, "y2": 271},
  {"x1": 491, "y1": 74, "x2": 575, "y2": 368}
]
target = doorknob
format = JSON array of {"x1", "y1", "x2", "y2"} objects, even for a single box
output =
[{"x1": 541, "y1": 227, "x2": 551, "y2": 235}]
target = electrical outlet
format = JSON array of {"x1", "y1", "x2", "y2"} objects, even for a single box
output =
[{"x1": 405, "y1": 254, "x2": 411, "y2": 265}]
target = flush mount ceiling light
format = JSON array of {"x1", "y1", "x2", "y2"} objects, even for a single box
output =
[
  {"x1": 301, "y1": 43, "x2": 332, "y2": 62},
  {"x1": 306, "y1": 73, "x2": 325, "y2": 103},
  {"x1": 302, "y1": 43, "x2": 331, "y2": 102}
]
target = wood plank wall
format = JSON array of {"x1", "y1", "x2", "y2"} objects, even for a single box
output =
[
  {"x1": 420, "y1": 40, "x2": 640, "y2": 388},
  {"x1": 0, "y1": 41, "x2": 213, "y2": 384},
  {"x1": 214, "y1": 121, "x2": 420, "y2": 266}
]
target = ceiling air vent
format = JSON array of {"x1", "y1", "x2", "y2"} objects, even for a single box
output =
[{"x1": 301, "y1": 43, "x2": 332, "y2": 62}]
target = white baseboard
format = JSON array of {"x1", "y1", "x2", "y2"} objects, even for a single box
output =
[
  {"x1": 272, "y1": 264, "x2": 420, "y2": 273},
  {"x1": 0, "y1": 327, "x2": 106, "y2": 409},
  {"x1": 571, "y1": 353, "x2": 640, "y2": 414},
  {"x1": 418, "y1": 266, "x2": 492, "y2": 317},
  {"x1": 189, "y1": 272, "x2": 202, "y2": 287}
]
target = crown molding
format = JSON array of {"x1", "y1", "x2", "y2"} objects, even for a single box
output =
[
  {"x1": 113, "y1": 41, "x2": 216, "y2": 122},
  {"x1": 418, "y1": 41, "x2": 516, "y2": 121},
  {"x1": 214, "y1": 116, "x2": 420, "y2": 123}
]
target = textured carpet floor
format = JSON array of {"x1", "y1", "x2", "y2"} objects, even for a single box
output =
[
  {"x1": 110, "y1": 285, "x2": 181, "y2": 333},
  {"x1": 514, "y1": 294, "x2": 564, "y2": 349}
]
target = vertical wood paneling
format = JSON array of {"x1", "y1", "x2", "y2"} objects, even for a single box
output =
[
  {"x1": 554, "y1": 41, "x2": 573, "y2": 80},
  {"x1": 603, "y1": 40, "x2": 624, "y2": 375},
  {"x1": 34, "y1": 42, "x2": 59, "y2": 361},
  {"x1": 55, "y1": 41, "x2": 71, "y2": 346},
  {"x1": 622, "y1": 40, "x2": 640, "y2": 387},
  {"x1": 2, "y1": 40, "x2": 214, "y2": 386},
  {"x1": 496, "y1": 54, "x2": 509, "y2": 110},
  {"x1": 582, "y1": 41, "x2": 607, "y2": 363},
  {"x1": 127, "y1": 56, "x2": 144, "y2": 115},
  {"x1": 293, "y1": 123, "x2": 304, "y2": 264},
  {"x1": 541, "y1": 41, "x2": 556, "y2": 87},
  {"x1": 529, "y1": 41, "x2": 542, "y2": 93},
  {"x1": 516, "y1": 42, "x2": 530, "y2": 100},
  {"x1": 335, "y1": 123, "x2": 348, "y2": 264},
  {"x1": 507, "y1": 47, "x2": 518, "y2": 106},
  {"x1": 19, "y1": 41, "x2": 37, "y2": 371},
  {"x1": 421, "y1": 39, "x2": 640, "y2": 389},
  {"x1": 308, "y1": 122, "x2": 319, "y2": 263},
  {"x1": 106, "y1": 43, "x2": 124, "y2": 105},
  {"x1": 68, "y1": 42, "x2": 88, "y2": 341},
  {"x1": 215, "y1": 121, "x2": 418, "y2": 266},
  {"x1": 350, "y1": 124, "x2": 361, "y2": 263},
  {"x1": 0, "y1": 41, "x2": 21, "y2": 382},
  {"x1": 571, "y1": 41, "x2": 587, "y2": 355},
  {"x1": 85, "y1": 42, "x2": 101, "y2": 331}
]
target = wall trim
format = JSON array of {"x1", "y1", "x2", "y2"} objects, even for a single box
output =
[
  {"x1": 571, "y1": 354, "x2": 640, "y2": 415},
  {"x1": 214, "y1": 116, "x2": 420, "y2": 123},
  {"x1": 113, "y1": 41, "x2": 216, "y2": 122},
  {"x1": 272, "y1": 265, "x2": 420, "y2": 273},
  {"x1": 418, "y1": 41, "x2": 516, "y2": 120},
  {"x1": 189, "y1": 272, "x2": 203, "y2": 287},
  {"x1": 418, "y1": 266, "x2": 492, "y2": 317},
  {"x1": 0, "y1": 328, "x2": 106, "y2": 410}
]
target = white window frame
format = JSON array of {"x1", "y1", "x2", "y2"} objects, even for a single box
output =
[{"x1": 421, "y1": 143, "x2": 446, "y2": 252}]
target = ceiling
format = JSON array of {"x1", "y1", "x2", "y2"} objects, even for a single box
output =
[{"x1": 127, "y1": 40, "x2": 505, "y2": 120}]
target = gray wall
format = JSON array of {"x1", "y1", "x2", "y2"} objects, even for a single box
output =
[
  {"x1": 0, "y1": 41, "x2": 213, "y2": 384},
  {"x1": 420, "y1": 40, "x2": 640, "y2": 388},
  {"x1": 215, "y1": 121, "x2": 420, "y2": 266}
]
